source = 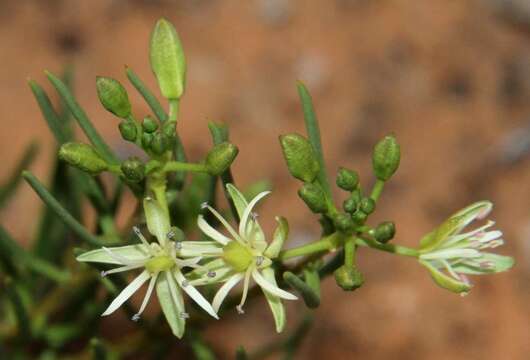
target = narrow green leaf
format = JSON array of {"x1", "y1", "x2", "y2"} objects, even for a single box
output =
[
  {"x1": 90, "y1": 338, "x2": 109, "y2": 360},
  {"x1": 236, "y1": 346, "x2": 248, "y2": 360},
  {"x1": 0, "y1": 142, "x2": 38, "y2": 208},
  {"x1": 46, "y1": 71, "x2": 118, "y2": 164},
  {"x1": 125, "y1": 67, "x2": 168, "y2": 122},
  {"x1": 4, "y1": 277, "x2": 31, "y2": 339},
  {"x1": 29, "y1": 80, "x2": 69, "y2": 144},
  {"x1": 283, "y1": 271, "x2": 320, "y2": 308},
  {"x1": 23, "y1": 171, "x2": 105, "y2": 247}
]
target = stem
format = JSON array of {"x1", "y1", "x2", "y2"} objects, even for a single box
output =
[
  {"x1": 163, "y1": 162, "x2": 208, "y2": 173},
  {"x1": 169, "y1": 99, "x2": 179, "y2": 122},
  {"x1": 356, "y1": 236, "x2": 418, "y2": 257},
  {"x1": 344, "y1": 236, "x2": 355, "y2": 267},
  {"x1": 370, "y1": 179, "x2": 385, "y2": 202},
  {"x1": 279, "y1": 233, "x2": 341, "y2": 260}
]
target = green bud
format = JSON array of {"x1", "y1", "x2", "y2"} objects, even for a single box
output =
[
  {"x1": 352, "y1": 210, "x2": 367, "y2": 224},
  {"x1": 336, "y1": 167, "x2": 359, "y2": 191},
  {"x1": 96, "y1": 76, "x2": 131, "y2": 118},
  {"x1": 150, "y1": 18, "x2": 186, "y2": 99},
  {"x1": 141, "y1": 132, "x2": 154, "y2": 148},
  {"x1": 343, "y1": 197, "x2": 358, "y2": 214},
  {"x1": 374, "y1": 221, "x2": 395, "y2": 243},
  {"x1": 334, "y1": 265, "x2": 364, "y2": 291},
  {"x1": 151, "y1": 133, "x2": 170, "y2": 155},
  {"x1": 279, "y1": 134, "x2": 319, "y2": 183},
  {"x1": 120, "y1": 157, "x2": 145, "y2": 183},
  {"x1": 372, "y1": 135, "x2": 400, "y2": 181},
  {"x1": 205, "y1": 142, "x2": 239, "y2": 176},
  {"x1": 118, "y1": 121, "x2": 137, "y2": 142},
  {"x1": 162, "y1": 121, "x2": 176, "y2": 137},
  {"x1": 298, "y1": 183, "x2": 327, "y2": 214},
  {"x1": 359, "y1": 197, "x2": 376, "y2": 214},
  {"x1": 334, "y1": 213, "x2": 354, "y2": 233},
  {"x1": 142, "y1": 116, "x2": 158, "y2": 133},
  {"x1": 58, "y1": 142, "x2": 109, "y2": 175}
]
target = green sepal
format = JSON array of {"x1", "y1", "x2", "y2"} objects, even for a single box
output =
[
  {"x1": 279, "y1": 133, "x2": 319, "y2": 183},
  {"x1": 264, "y1": 216, "x2": 289, "y2": 259},
  {"x1": 334, "y1": 265, "x2": 364, "y2": 291},
  {"x1": 121, "y1": 157, "x2": 145, "y2": 183},
  {"x1": 336, "y1": 167, "x2": 359, "y2": 191},
  {"x1": 156, "y1": 271, "x2": 185, "y2": 338},
  {"x1": 144, "y1": 197, "x2": 171, "y2": 245},
  {"x1": 262, "y1": 267, "x2": 286, "y2": 333},
  {"x1": 297, "y1": 183, "x2": 327, "y2": 214}
]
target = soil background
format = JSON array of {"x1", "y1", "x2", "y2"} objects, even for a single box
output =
[{"x1": 0, "y1": 0, "x2": 529, "y2": 359}]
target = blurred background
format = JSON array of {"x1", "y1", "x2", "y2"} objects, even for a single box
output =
[{"x1": 1, "y1": 0, "x2": 529, "y2": 358}]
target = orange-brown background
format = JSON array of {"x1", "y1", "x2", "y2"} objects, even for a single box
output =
[{"x1": 1, "y1": 1, "x2": 529, "y2": 359}]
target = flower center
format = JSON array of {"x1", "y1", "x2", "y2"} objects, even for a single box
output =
[
  {"x1": 145, "y1": 255, "x2": 175, "y2": 273},
  {"x1": 223, "y1": 241, "x2": 254, "y2": 272}
]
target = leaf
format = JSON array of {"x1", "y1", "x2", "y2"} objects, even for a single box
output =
[{"x1": 0, "y1": 142, "x2": 38, "y2": 209}]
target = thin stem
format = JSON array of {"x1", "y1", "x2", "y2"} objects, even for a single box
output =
[
  {"x1": 169, "y1": 99, "x2": 179, "y2": 122},
  {"x1": 344, "y1": 236, "x2": 355, "y2": 267},
  {"x1": 370, "y1": 179, "x2": 385, "y2": 202},
  {"x1": 279, "y1": 233, "x2": 340, "y2": 260},
  {"x1": 163, "y1": 162, "x2": 208, "y2": 173},
  {"x1": 356, "y1": 236, "x2": 418, "y2": 257}
]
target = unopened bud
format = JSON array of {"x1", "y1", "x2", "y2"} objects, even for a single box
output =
[
  {"x1": 352, "y1": 210, "x2": 367, "y2": 224},
  {"x1": 372, "y1": 135, "x2": 400, "y2": 181},
  {"x1": 119, "y1": 121, "x2": 137, "y2": 142},
  {"x1": 205, "y1": 142, "x2": 239, "y2": 175},
  {"x1": 343, "y1": 198, "x2": 358, "y2": 214},
  {"x1": 162, "y1": 121, "x2": 176, "y2": 137},
  {"x1": 141, "y1": 132, "x2": 154, "y2": 148},
  {"x1": 279, "y1": 134, "x2": 319, "y2": 183},
  {"x1": 336, "y1": 167, "x2": 359, "y2": 191},
  {"x1": 298, "y1": 183, "x2": 327, "y2": 214},
  {"x1": 374, "y1": 221, "x2": 395, "y2": 243},
  {"x1": 142, "y1": 116, "x2": 159, "y2": 133},
  {"x1": 334, "y1": 265, "x2": 364, "y2": 291},
  {"x1": 121, "y1": 157, "x2": 145, "y2": 183},
  {"x1": 96, "y1": 76, "x2": 131, "y2": 118},
  {"x1": 58, "y1": 142, "x2": 109, "y2": 175},
  {"x1": 359, "y1": 197, "x2": 376, "y2": 215},
  {"x1": 150, "y1": 19, "x2": 186, "y2": 99},
  {"x1": 150, "y1": 133, "x2": 170, "y2": 155},
  {"x1": 334, "y1": 213, "x2": 354, "y2": 233}
]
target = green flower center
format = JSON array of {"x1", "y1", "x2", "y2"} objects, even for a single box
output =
[
  {"x1": 223, "y1": 241, "x2": 254, "y2": 272},
  {"x1": 145, "y1": 255, "x2": 175, "y2": 273}
]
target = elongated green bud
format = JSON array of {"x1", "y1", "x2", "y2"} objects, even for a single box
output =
[
  {"x1": 374, "y1": 221, "x2": 395, "y2": 243},
  {"x1": 372, "y1": 135, "x2": 400, "y2": 181},
  {"x1": 119, "y1": 121, "x2": 137, "y2": 142},
  {"x1": 150, "y1": 19, "x2": 186, "y2": 99},
  {"x1": 205, "y1": 142, "x2": 239, "y2": 175},
  {"x1": 58, "y1": 142, "x2": 109, "y2": 175},
  {"x1": 297, "y1": 183, "x2": 327, "y2": 214},
  {"x1": 96, "y1": 76, "x2": 131, "y2": 118},
  {"x1": 334, "y1": 265, "x2": 364, "y2": 291},
  {"x1": 336, "y1": 167, "x2": 359, "y2": 191},
  {"x1": 121, "y1": 157, "x2": 145, "y2": 183},
  {"x1": 279, "y1": 133, "x2": 319, "y2": 183}
]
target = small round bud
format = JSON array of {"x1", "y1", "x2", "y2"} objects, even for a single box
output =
[
  {"x1": 334, "y1": 265, "x2": 364, "y2": 291},
  {"x1": 334, "y1": 213, "x2": 354, "y2": 233},
  {"x1": 343, "y1": 198, "x2": 358, "y2": 214},
  {"x1": 352, "y1": 210, "x2": 367, "y2": 224},
  {"x1": 58, "y1": 142, "x2": 109, "y2": 175},
  {"x1": 374, "y1": 221, "x2": 395, "y2": 243},
  {"x1": 142, "y1": 116, "x2": 159, "y2": 133},
  {"x1": 150, "y1": 19, "x2": 186, "y2": 99},
  {"x1": 205, "y1": 142, "x2": 239, "y2": 175},
  {"x1": 151, "y1": 133, "x2": 170, "y2": 155},
  {"x1": 162, "y1": 121, "x2": 176, "y2": 137},
  {"x1": 121, "y1": 157, "x2": 145, "y2": 183},
  {"x1": 119, "y1": 121, "x2": 137, "y2": 142},
  {"x1": 298, "y1": 183, "x2": 327, "y2": 214},
  {"x1": 96, "y1": 76, "x2": 131, "y2": 118},
  {"x1": 359, "y1": 197, "x2": 376, "y2": 214},
  {"x1": 141, "y1": 132, "x2": 154, "y2": 148},
  {"x1": 336, "y1": 167, "x2": 359, "y2": 191},
  {"x1": 279, "y1": 133, "x2": 319, "y2": 183},
  {"x1": 372, "y1": 135, "x2": 400, "y2": 181}
]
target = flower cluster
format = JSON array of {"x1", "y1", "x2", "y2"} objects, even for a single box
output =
[{"x1": 77, "y1": 185, "x2": 296, "y2": 337}]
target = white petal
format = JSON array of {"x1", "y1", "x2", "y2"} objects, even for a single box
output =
[
  {"x1": 212, "y1": 273, "x2": 244, "y2": 312},
  {"x1": 175, "y1": 257, "x2": 203, "y2": 269},
  {"x1": 420, "y1": 248, "x2": 481, "y2": 260},
  {"x1": 252, "y1": 269, "x2": 297, "y2": 300},
  {"x1": 173, "y1": 270, "x2": 219, "y2": 319},
  {"x1": 239, "y1": 191, "x2": 270, "y2": 239},
  {"x1": 102, "y1": 270, "x2": 151, "y2": 316},
  {"x1": 202, "y1": 205, "x2": 242, "y2": 242},
  {"x1": 197, "y1": 215, "x2": 231, "y2": 245},
  {"x1": 77, "y1": 245, "x2": 151, "y2": 265},
  {"x1": 135, "y1": 272, "x2": 159, "y2": 318},
  {"x1": 101, "y1": 263, "x2": 145, "y2": 277}
]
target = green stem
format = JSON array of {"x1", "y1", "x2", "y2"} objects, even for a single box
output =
[
  {"x1": 344, "y1": 236, "x2": 355, "y2": 267},
  {"x1": 370, "y1": 179, "x2": 385, "y2": 202},
  {"x1": 163, "y1": 162, "x2": 208, "y2": 173},
  {"x1": 279, "y1": 233, "x2": 341, "y2": 260},
  {"x1": 169, "y1": 99, "x2": 179, "y2": 122},
  {"x1": 126, "y1": 67, "x2": 168, "y2": 122},
  {"x1": 356, "y1": 236, "x2": 418, "y2": 257}
]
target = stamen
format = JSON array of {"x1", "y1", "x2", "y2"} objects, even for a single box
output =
[
  {"x1": 145, "y1": 196, "x2": 153, "y2": 201},
  {"x1": 133, "y1": 226, "x2": 150, "y2": 248},
  {"x1": 167, "y1": 230, "x2": 175, "y2": 239},
  {"x1": 236, "y1": 305, "x2": 245, "y2": 314},
  {"x1": 251, "y1": 212, "x2": 259, "y2": 220},
  {"x1": 175, "y1": 241, "x2": 182, "y2": 250},
  {"x1": 255, "y1": 256, "x2": 264, "y2": 266},
  {"x1": 179, "y1": 312, "x2": 190, "y2": 319},
  {"x1": 181, "y1": 280, "x2": 189, "y2": 287},
  {"x1": 131, "y1": 314, "x2": 141, "y2": 322},
  {"x1": 200, "y1": 202, "x2": 208, "y2": 209},
  {"x1": 207, "y1": 271, "x2": 216, "y2": 278},
  {"x1": 101, "y1": 271, "x2": 108, "y2": 277}
]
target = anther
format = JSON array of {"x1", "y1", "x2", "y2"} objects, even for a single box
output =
[
  {"x1": 145, "y1": 196, "x2": 153, "y2": 201},
  {"x1": 175, "y1": 241, "x2": 182, "y2": 250},
  {"x1": 131, "y1": 314, "x2": 140, "y2": 322},
  {"x1": 100, "y1": 271, "x2": 108, "y2": 277},
  {"x1": 181, "y1": 280, "x2": 189, "y2": 287},
  {"x1": 200, "y1": 202, "x2": 208, "y2": 209},
  {"x1": 207, "y1": 271, "x2": 216, "y2": 278},
  {"x1": 180, "y1": 312, "x2": 190, "y2": 319},
  {"x1": 251, "y1": 212, "x2": 259, "y2": 219},
  {"x1": 255, "y1": 256, "x2": 264, "y2": 266},
  {"x1": 167, "y1": 230, "x2": 175, "y2": 239},
  {"x1": 236, "y1": 305, "x2": 245, "y2": 315}
]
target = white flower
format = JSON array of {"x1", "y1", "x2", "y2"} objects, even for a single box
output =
[
  {"x1": 418, "y1": 201, "x2": 514, "y2": 295},
  {"x1": 190, "y1": 184, "x2": 297, "y2": 333},
  {"x1": 76, "y1": 197, "x2": 221, "y2": 338}
]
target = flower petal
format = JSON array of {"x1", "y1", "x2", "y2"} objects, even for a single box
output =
[
  {"x1": 179, "y1": 241, "x2": 223, "y2": 258},
  {"x1": 260, "y1": 267, "x2": 286, "y2": 333},
  {"x1": 420, "y1": 248, "x2": 481, "y2": 260},
  {"x1": 173, "y1": 269, "x2": 219, "y2": 319},
  {"x1": 212, "y1": 273, "x2": 244, "y2": 312},
  {"x1": 252, "y1": 269, "x2": 297, "y2": 300},
  {"x1": 135, "y1": 272, "x2": 159, "y2": 318},
  {"x1": 102, "y1": 270, "x2": 150, "y2": 316},
  {"x1": 144, "y1": 197, "x2": 171, "y2": 246},
  {"x1": 76, "y1": 245, "x2": 151, "y2": 265},
  {"x1": 202, "y1": 204, "x2": 242, "y2": 242},
  {"x1": 197, "y1": 215, "x2": 231, "y2": 245},
  {"x1": 226, "y1": 183, "x2": 249, "y2": 219},
  {"x1": 264, "y1": 216, "x2": 289, "y2": 259},
  {"x1": 156, "y1": 271, "x2": 185, "y2": 338},
  {"x1": 420, "y1": 260, "x2": 471, "y2": 294},
  {"x1": 239, "y1": 190, "x2": 270, "y2": 239}
]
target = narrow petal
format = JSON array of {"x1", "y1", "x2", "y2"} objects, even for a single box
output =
[
  {"x1": 225, "y1": 183, "x2": 249, "y2": 219},
  {"x1": 420, "y1": 248, "x2": 481, "y2": 260},
  {"x1": 101, "y1": 263, "x2": 145, "y2": 277},
  {"x1": 102, "y1": 270, "x2": 150, "y2": 316},
  {"x1": 179, "y1": 241, "x2": 223, "y2": 258},
  {"x1": 76, "y1": 245, "x2": 151, "y2": 265},
  {"x1": 212, "y1": 273, "x2": 244, "y2": 312},
  {"x1": 202, "y1": 204, "x2": 242, "y2": 242},
  {"x1": 175, "y1": 257, "x2": 203, "y2": 269},
  {"x1": 144, "y1": 197, "x2": 171, "y2": 246},
  {"x1": 261, "y1": 267, "x2": 286, "y2": 333},
  {"x1": 197, "y1": 215, "x2": 231, "y2": 245},
  {"x1": 239, "y1": 191, "x2": 270, "y2": 239},
  {"x1": 237, "y1": 267, "x2": 253, "y2": 313},
  {"x1": 252, "y1": 269, "x2": 297, "y2": 300},
  {"x1": 157, "y1": 271, "x2": 185, "y2": 338},
  {"x1": 173, "y1": 269, "x2": 219, "y2": 319},
  {"x1": 133, "y1": 272, "x2": 159, "y2": 320}
]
